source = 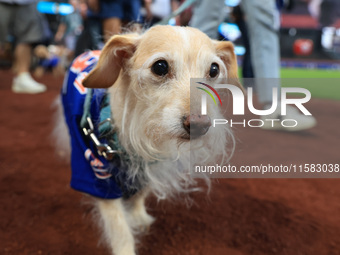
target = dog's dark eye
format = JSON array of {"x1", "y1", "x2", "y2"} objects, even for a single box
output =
[
  {"x1": 209, "y1": 63, "x2": 219, "y2": 78},
  {"x1": 151, "y1": 60, "x2": 169, "y2": 76}
]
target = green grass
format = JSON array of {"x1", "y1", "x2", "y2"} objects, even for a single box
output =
[
  {"x1": 281, "y1": 68, "x2": 340, "y2": 79},
  {"x1": 239, "y1": 68, "x2": 340, "y2": 100},
  {"x1": 280, "y1": 68, "x2": 340, "y2": 100}
]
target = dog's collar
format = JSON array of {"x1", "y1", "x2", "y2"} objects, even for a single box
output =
[{"x1": 80, "y1": 89, "x2": 128, "y2": 162}]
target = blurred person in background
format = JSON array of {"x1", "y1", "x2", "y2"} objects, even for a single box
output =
[
  {"x1": 190, "y1": 0, "x2": 226, "y2": 40},
  {"x1": 306, "y1": 0, "x2": 340, "y2": 52},
  {"x1": 143, "y1": 0, "x2": 180, "y2": 27},
  {"x1": 308, "y1": 0, "x2": 339, "y2": 27},
  {"x1": 97, "y1": 0, "x2": 141, "y2": 42},
  {"x1": 0, "y1": 0, "x2": 50, "y2": 93},
  {"x1": 75, "y1": 0, "x2": 141, "y2": 55},
  {"x1": 54, "y1": 0, "x2": 83, "y2": 65},
  {"x1": 241, "y1": 0, "x2": 315, "y2": 132},
  {"x1": 231, "y1": 5, "x2": 254, "y2": 78},
  {"x1": 191, "y1": 0, "x2": 316, "y2": 131}
]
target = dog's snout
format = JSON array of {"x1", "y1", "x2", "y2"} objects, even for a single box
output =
[{"x1": 182, "y1": 114, "x2": 211, "y2": 138}]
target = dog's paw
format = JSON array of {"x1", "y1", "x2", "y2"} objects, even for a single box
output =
[
  {"x1": 113, "y1": 247, "x2": 136, "y2": 255},
  {"x1": 129, "y1": 210, "x2": 155, "y2": 233},
  {"x1": 137, "y1": 212, "x2": 155, "y2": 233}
]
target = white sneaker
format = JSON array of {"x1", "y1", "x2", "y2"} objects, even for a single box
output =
[
  {"x1": 12, "y1": 72, "x2": 47, "y2": 94},
  {"x1": 261, "y1": 105, "x2": 317, "y2": 131}
]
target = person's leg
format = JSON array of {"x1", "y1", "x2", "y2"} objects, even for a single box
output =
[
  {"x1": 100, "y1": 0, "x2": 123, "y2": 42},
  {"x1": 102, "y1": 18, "x2": 122, "y2": 42},
  {"x1": 86, "y1": 17, "x2": 103, "y2": 50},
  {"x1": 12, "y1": 42, "x2": 46, "y2": 93},
  {"x1": 190, "y1": 0, "x2": 226, "y2": 40},
  {"x1": 241, "y1": 0, "x2": 280, "y2": 104},
  {"x1": 122, "y1": 0, "x2": 141, "y2": 23},
  {"x1": 14, "y1": 43, "x2": 31, "y2": 75},
  {"x1": 319, "y1": 0, "x2": 338, "y2": 27},
  {"x1": 234, "y1": 7, "x2": 254, "y2": 79},
  {"x1": 0, "y1": 3, "x2": 13, "y2": 64},
  {"x1": 12, "y1": 3, "x2": 46, "y2": 93},
  {"x1": 242, "y1": 0, "x2": 316, "y2": 131}
]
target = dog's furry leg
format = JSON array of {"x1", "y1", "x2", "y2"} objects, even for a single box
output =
[
  {"x1": 125, "y1": 189, "x2": 155, "y2": 233},
  {"x1": 97, "y1": 199, "x2": 136, "y2": 255}
]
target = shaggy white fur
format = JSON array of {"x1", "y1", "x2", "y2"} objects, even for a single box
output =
[{"x1": 55, "y1": 25, "x2": 240, "y2": 255}]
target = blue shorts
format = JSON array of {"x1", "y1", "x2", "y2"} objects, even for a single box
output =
[{"x1": 99, "y1": 0, "x2": 141, "y2": 21}]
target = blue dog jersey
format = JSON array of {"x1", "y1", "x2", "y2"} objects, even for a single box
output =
[{"x1": 62, "y1": 51, "x2": 125, "y2": 199}]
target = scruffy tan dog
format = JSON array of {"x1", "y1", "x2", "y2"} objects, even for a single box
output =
[{"x1": 58, "y1": 25, "x2": 239, "y2": 255}]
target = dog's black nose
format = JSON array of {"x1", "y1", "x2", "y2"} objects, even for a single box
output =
[{"x1": 183, "y1": 114, "x2": 211, "y2": 138}]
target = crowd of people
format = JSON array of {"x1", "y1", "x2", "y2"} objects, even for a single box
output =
[
  {"x1": 1, "y1": 0, "x2": 335, "y2": 131},
  {"x1": 0, "y1": 0, "x2": 186, "y2": 93}
]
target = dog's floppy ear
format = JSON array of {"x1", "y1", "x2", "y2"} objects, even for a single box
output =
[
  {"x1": 83, "y1": 34, "x2": 139, "y2": 88},
  {"x1": 215, "y1": 41, "x2": 243, "y2": 89}
]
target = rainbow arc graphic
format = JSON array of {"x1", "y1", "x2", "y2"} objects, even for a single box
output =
[{"x1": 196, "y1": 82, "x2": 222, "y2": 106}]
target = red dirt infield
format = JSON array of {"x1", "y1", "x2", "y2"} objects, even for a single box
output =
[{"x1": 1, "y1": 70, "x2": 339, "y2": 255}]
